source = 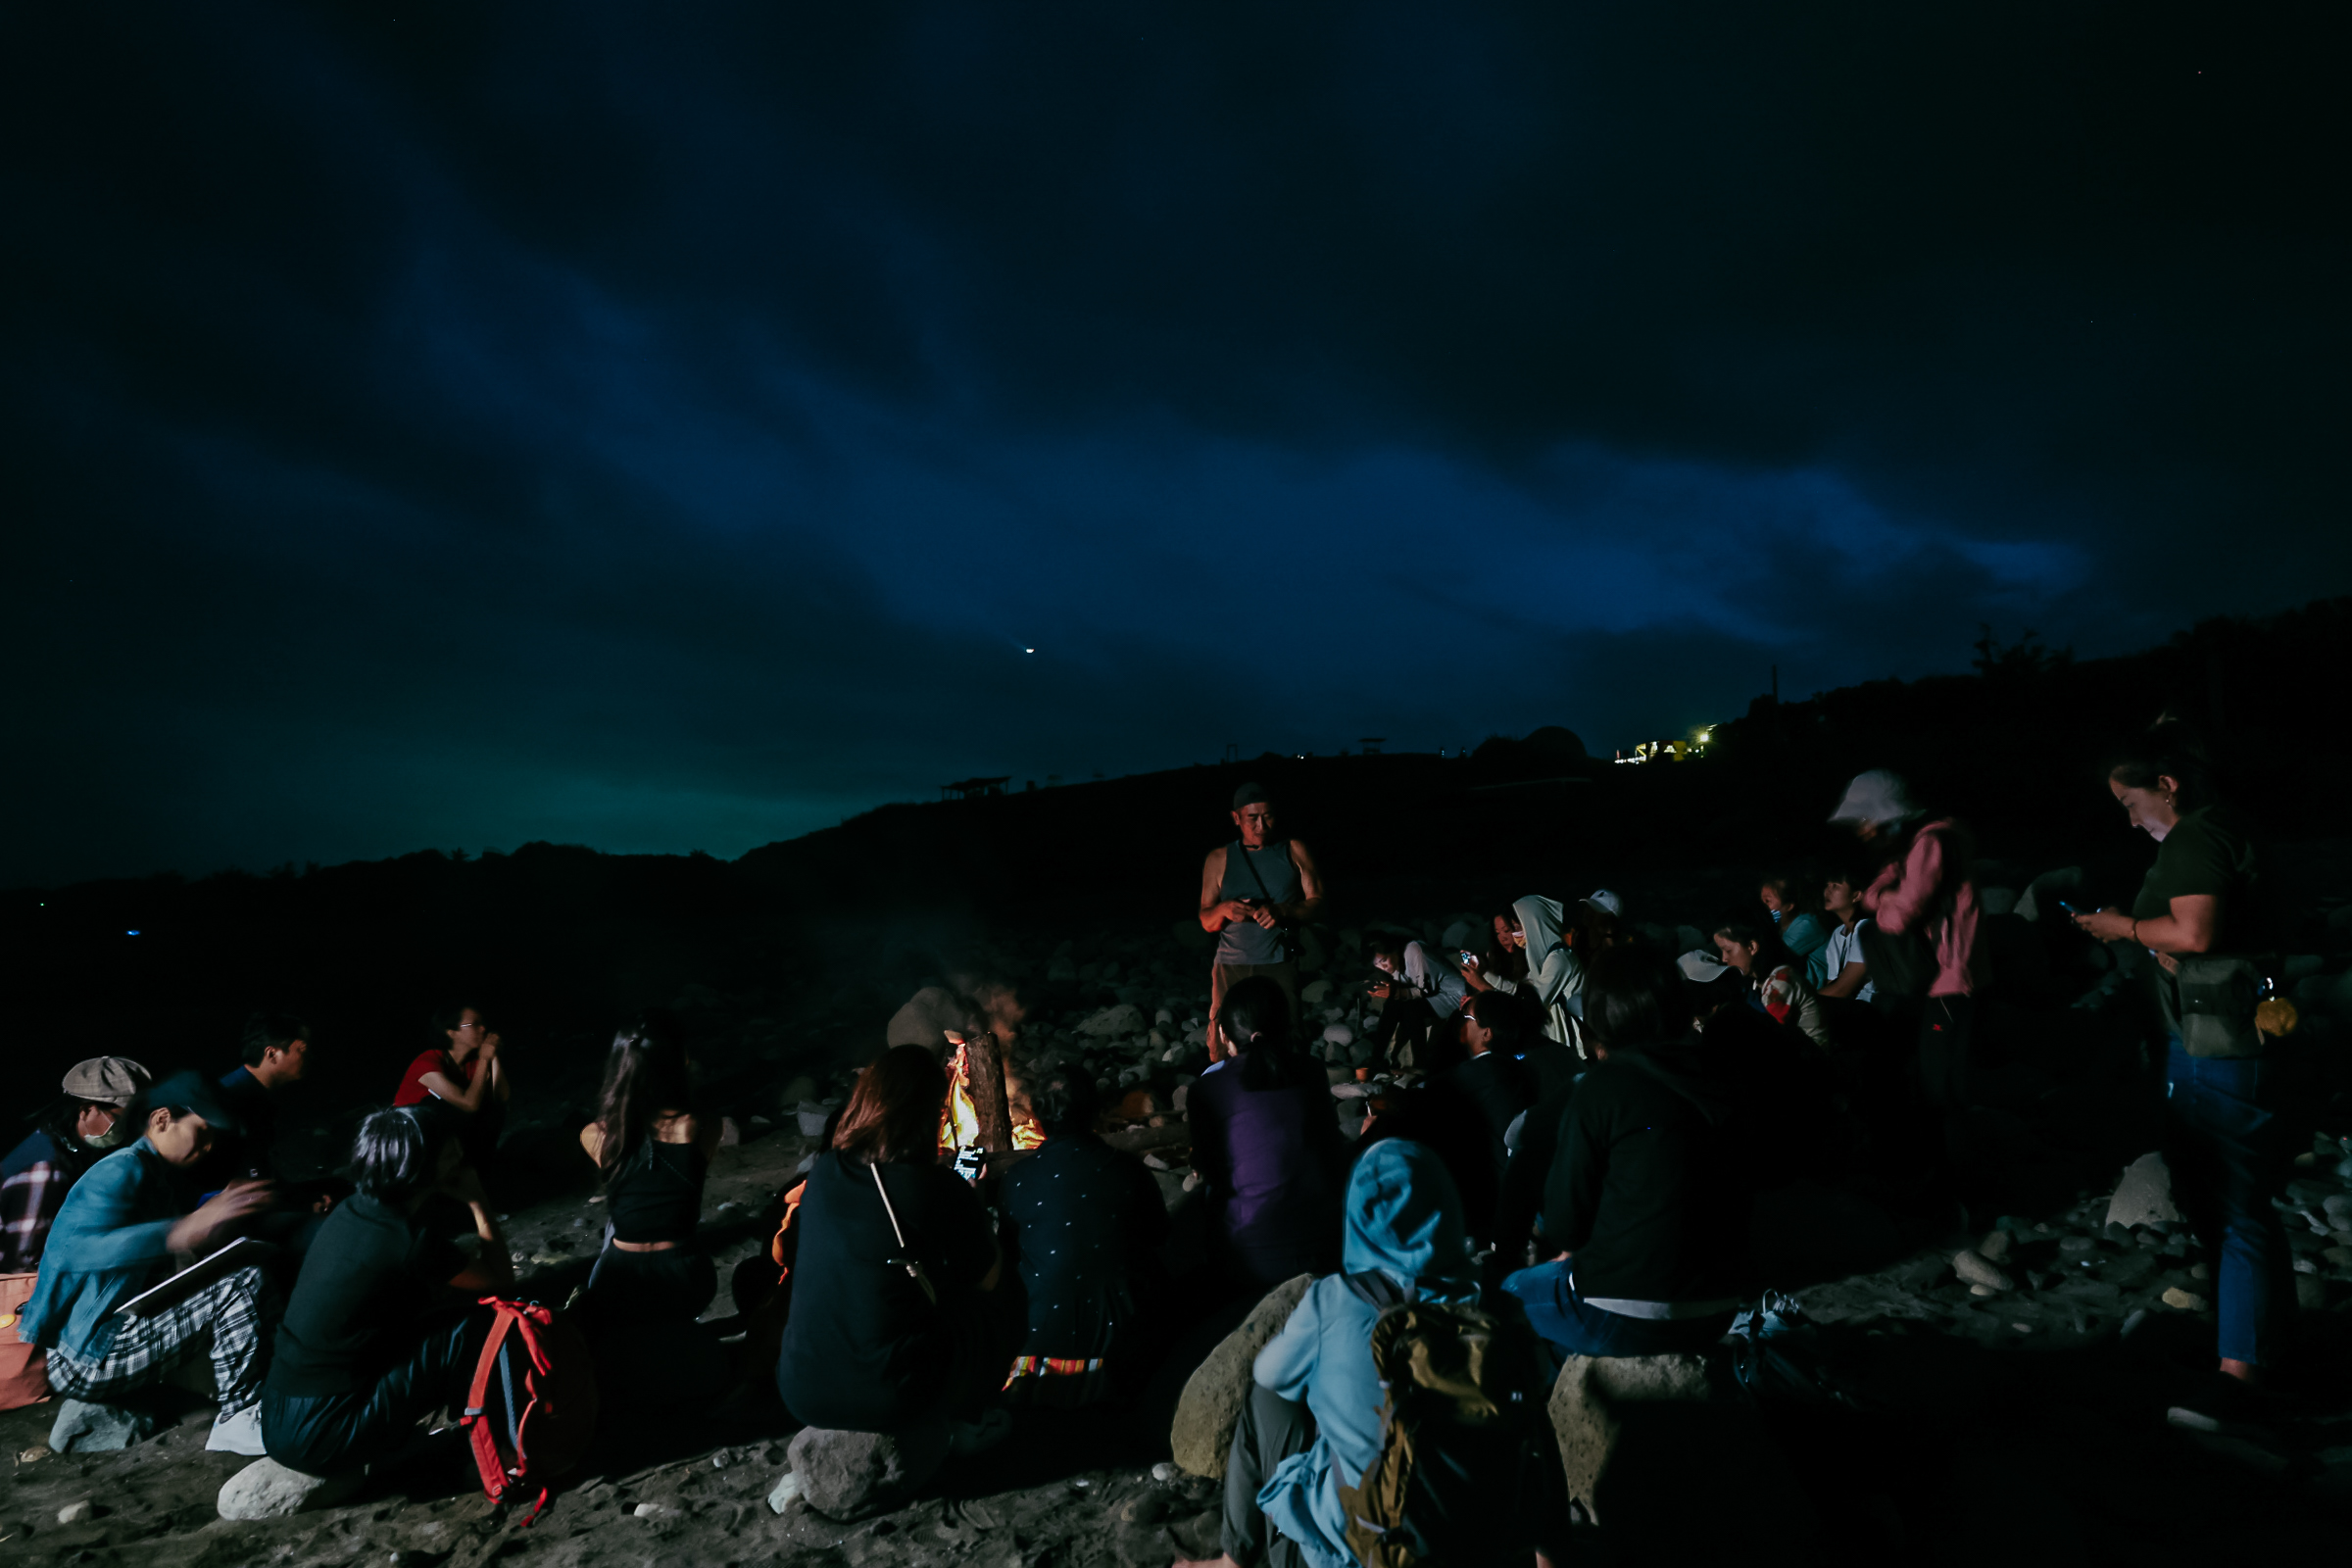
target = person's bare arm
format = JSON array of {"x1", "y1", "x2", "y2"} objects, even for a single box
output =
[
  {"x1": 2077, "y1": 894, "x2": 2219, "y2": 955},
  {"x1": 1279, "y1": 839, "x2": 1327, "y2": 925},
  {"x1": 445, "y1": 1170, "x2": 514, "y2": 1295},
  {"x1": 416, "y1": 1071, "x2": 490, "y2": 1113},
  {"x1": 1200, "y1": 847, "x2": 1252, "y2": 932},
  {"x1": 578, "y1": 1122, "x2": 605, "y2": 1165},
  {"x1": 1821, "y1": 960, "x2": 1869, "y2": 1000}
]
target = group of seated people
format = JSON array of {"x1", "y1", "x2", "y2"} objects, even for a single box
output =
[
  {"x1": 0, "y1": 746, "x2": 2254, "y2": 1568},
  {"x1": 2, "y1": 1005, "x2": 517, "y2": 1464}
]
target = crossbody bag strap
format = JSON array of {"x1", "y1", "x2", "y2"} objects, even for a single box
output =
[
  {"x1": 1233, "y1": 839, "x2": 1291, "y2": 926},
  {"x1": 869, "y1": 1162, "x2": 939, "y2": 1304}
]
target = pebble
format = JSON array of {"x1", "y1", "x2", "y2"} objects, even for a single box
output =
[
  {"x1": 1978, "y1": 1231, "x2": 2012, "y2": 1262},
  {"x1": 18, "y1": 1446, "x2": 49, "y2": 1463},
  {"x1": 1951, "y1": 1250, "x2": 2014, "y2": 1292},
  {"x1": 767, "y1": 1472, "x2": 803, "y2": 1513},
  {"x1": 2160, "y1": 1287, "x2": 2210, "y2": 1311},
  {"x1": 1152, "y1": 1461, "x2": 1180, "y2": 1482},
  {"x1": 634, "y1": 1502, "x2": 678, "y2": 1519},
  {"x1": 2190, "y1": 1262, "x2": 2210, "y2": 1280},
  {"x1": 58, "y1": 1499, "x2": 97, "y2": 1524},
  {"x1": 1970, "y1": 1284, "x2": 1998, "y2": 1298},
  {"x1": 2058, "y1": 1236, "x2": 2095, "y2": 1253}
]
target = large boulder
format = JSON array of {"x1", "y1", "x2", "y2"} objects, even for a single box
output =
[
  {"x1": 218, "y1": 1457, "x2": 361, "y2": 1520},
  {"x1": 2106, "y1": 1152, "x2": 2183, "y2": 1231},
  {"x1": 1169, "y1": 1274, "x2": 1314, "y2": 1478},
  {"x1": 48, "y1": 1397, "x2": 165, "y2": 1453},
  {"x1": 786, "y1": 1425, "x2": 948, "y2": 1520},
  {"x1": 1548, "y1": 1353, "x2": 1812, "y2": 1550}
]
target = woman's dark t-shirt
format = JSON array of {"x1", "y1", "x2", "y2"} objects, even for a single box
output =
[
  {"x1": 269, "y1": 1195, "x2": 467, "y2": 1396},
  {"x1": 2131, "y1": 806, "x2": 2260, "y2": 942},
  {"x1": 774, "y1": 1152, "x2": 995, "y2": 1431}
]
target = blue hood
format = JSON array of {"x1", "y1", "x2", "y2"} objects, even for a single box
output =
[{"x1": 1341, "y1": 1138, "x2": 1477, "y2": 1300}]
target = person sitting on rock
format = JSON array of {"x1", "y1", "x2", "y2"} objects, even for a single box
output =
[
  {"x1": 1758, "y1": 868, "x2": 1832, "y2": 984},
  {"x1": 1000, "y1": 1069, "x2": 1168, "y2": 1407},
  {"x1": 207, "y1": 1012, "x2": 349, "y2": 1245},
  {"x1": 775, "y1": 1046, "x2": 1016, "y2": 1471},
  {"x1": 391, "y1": 1004, "x2": 510, "y2": 1178},
  {"x1": 577, "y1": 1023, "x2": 730, "y2": 1411},
  {"x1": 1364, "y1": 936, "x2": 1468, "y2": 1074},
  {"x1": 1175, "y1": 1138, "x2": 1551, "y2": 1568},
  {"x1": 1711, "y1": 917, "x2": 1834, "y2": 1054},
  {"x1": 1186, "y1": 978, "x2": 1347, "y2": 1294},
  {"x1": 1, "y1": 1057, "x2": 152, "y2": 1274},
  {"x1": 1503, "y1": 954, "x2": 1749, "y2": 1359},
  {"x1": 260, "y1": 1106, "x2": 514, "y2": 1477},
  {"x1": 16, "y1": 1070, "x2": 279, "y2": 1454},
  {"x1": 1817, "y1": 868, "x2": 1877, "y2": 1002},
  {"x1": 1460, "y1": 893, "x2": 1620, "y2": 1056}
]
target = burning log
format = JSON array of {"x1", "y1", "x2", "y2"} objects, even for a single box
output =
[
  {"x1": 960, "y1": 1031, "x2": 1013, "y2": 1153},
  {"x1": 940, "y1": 1032, "x2": 1043, "y2": 1156}
]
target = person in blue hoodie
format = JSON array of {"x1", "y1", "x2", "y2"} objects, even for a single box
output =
[
  {"x1": 18, "y1": 1070, "x2": 280, "y2": 1454},
  {"x1": 1177, "y1": 1138, "x2": 1521, "y2": 1568}
]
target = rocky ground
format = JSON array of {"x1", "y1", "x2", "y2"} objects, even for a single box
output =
[{"x1": 8, "y1": 905, "x2": 2352, "y2": 1564}]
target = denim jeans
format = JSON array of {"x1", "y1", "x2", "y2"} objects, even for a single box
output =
[
  {"x1": 1500, "y1": 1260, "x2": 1734, "y2": 1359},
  {"x1": 2164, "y1": 1042, "x2": 2290, "y2": 1365},
  {"x1": 262, "y1": 1313, "x2": 481, "y2": 1477}
]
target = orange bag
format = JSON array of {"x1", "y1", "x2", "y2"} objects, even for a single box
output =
[{"x1": 0, "y1": 1272, "x2": 51, "y2": 1411}]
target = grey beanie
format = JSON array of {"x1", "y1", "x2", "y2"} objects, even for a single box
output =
[{"x1": 1828, "y1": 768, "x2": 1920, "y2": 828}]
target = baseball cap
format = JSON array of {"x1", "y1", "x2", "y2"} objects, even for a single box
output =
[
  {"x1": 1828, "y1": 768, "x2": 1919, "y2": 828},
  {"x1": 61, "y1": 1057, "x2": 152, "y2": 1106},
  {"x1": 1232, "y1": 781, "x2": 1270, "y2": 809},
  {"x1": 1582, "y1": 889, "x2": 1624, "y2": 919},
  {"x1": 1676, "y1": 949, "x2": 1733, "y2": 984},
  {"x1": 142, "y1": 1070, "x2": 244, "y2": 1135}
]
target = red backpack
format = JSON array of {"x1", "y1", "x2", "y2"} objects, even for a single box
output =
[{"x1": 462, "y1": 1298, "x2": 599, "y2": 1525}]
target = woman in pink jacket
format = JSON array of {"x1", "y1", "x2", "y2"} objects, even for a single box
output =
[{"x1": 1829, "y1": 770, "x2": 1982, "y2": 1110}]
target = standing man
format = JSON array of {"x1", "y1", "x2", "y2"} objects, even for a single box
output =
[{"x1": 1198, "y1": 783, "x2": 1324, "y2": 1052}]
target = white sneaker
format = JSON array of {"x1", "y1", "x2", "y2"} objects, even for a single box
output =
[{"x1": 206, "y1": 1403, "x2": 268, "y2": 1456}]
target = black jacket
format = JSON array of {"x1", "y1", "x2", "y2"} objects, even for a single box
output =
[{"x1": 1539, "y1": 1035, "x2": 1747, "y2": 1304}]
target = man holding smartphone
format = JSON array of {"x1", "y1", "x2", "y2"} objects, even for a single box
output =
[{"x1": 1198, "y1": 783, "x2": 1325, "y2": 1057}]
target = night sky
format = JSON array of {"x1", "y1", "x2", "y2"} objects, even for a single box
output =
[{"x1": 6, "y1": 3, "x2": 2343, "y2": 887}]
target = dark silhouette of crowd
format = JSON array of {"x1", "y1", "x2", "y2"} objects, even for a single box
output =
[{"x1": 0, "y1": 720, "x2": 2305, "y2": 1565}]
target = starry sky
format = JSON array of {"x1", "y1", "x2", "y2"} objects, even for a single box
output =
[{"x1": 5, "y1": 2, "x2": 2343, "y2": 886}]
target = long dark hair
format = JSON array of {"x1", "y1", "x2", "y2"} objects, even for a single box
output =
[
  {"x1": 1220, "y1": 976, "x2": 1313, "y2": 1092},
  {"x1": 592, "y1": 1024, "x2": 694, "y2": 1174},
  {"x1": 2109, "y1": 715, "x2": 2219, "y2": 808},
  {"x1": 833, "y1": 1045, "x2": 947, "y2": 1166}
]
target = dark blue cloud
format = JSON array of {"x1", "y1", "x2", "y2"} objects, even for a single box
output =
[{"x1": 4, "y1": 1, "x2": 2343, "y2": 884}]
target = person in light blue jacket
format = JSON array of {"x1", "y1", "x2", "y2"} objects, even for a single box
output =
[{"x1": 1176, "y1": 1137, "x2": 1540, "y2": 1568}]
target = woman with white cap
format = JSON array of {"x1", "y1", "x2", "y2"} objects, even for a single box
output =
[
  {"x1": 0, "y1": 1057, "x2": 153, "y2": 1273},
  {"x1": 1829, "y1": 770, "x2": 1982, "y2": 1108}
]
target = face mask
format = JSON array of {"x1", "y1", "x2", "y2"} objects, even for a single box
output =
[{"x1": 83, "y1": 1117, "x2": 133, "y2": 1151}]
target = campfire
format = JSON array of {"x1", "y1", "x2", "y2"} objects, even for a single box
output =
[{"x1": 939, "y1": 1036, "x2": 1046, "y2": 1156}]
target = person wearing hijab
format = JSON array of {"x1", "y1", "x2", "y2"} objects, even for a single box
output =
[
  {"x1": 1461, "y1": 892, "x2": 1620, "y2": 1058},
  {"x1": 1176, "y1": 1140, "x2": 1510, "y2": 1568}
]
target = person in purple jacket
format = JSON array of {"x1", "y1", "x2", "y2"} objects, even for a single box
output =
[{"x1": 1185, "y1": 978, "x2": 1347, "y2": 1294}]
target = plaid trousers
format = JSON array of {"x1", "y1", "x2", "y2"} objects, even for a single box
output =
[{"x1": 44, "y1": 1264, "x2": 272, "y2": 1415}]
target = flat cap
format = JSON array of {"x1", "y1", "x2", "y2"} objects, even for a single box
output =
[{"x1": 61, "y1": 1056, "x2": 152, "y2": 1106}]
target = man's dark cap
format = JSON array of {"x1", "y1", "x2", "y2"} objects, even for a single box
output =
[
  {"x1": 1232, "y1": 782, "x2": 1270, "y2": 809},
  {"x1": 144, "y1": 1069, "x2": 243, "y2": 1135}
]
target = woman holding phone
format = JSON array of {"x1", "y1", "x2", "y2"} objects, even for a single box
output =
[{"x1": 2072, "y1": 722, "x2": 2282, "y2": 1394}]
